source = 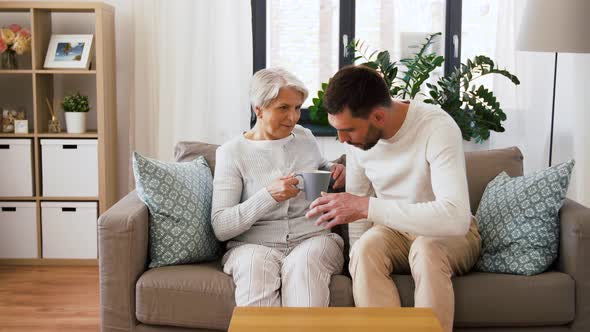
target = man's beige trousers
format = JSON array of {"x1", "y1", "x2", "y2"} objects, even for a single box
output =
[{"x1": 349, "y1": 220, "x2": 481, "y2": 332}]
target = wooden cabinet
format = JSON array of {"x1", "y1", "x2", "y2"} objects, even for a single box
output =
[{"x1": 0, "y1": 2, "x2": 117, "y2": 265}]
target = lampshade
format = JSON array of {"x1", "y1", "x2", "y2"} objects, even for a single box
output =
[{"x1": 517, "y1": 0, "x2": 590, "y2": 53}]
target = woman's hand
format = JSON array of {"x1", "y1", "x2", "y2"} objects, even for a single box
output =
[
  {"x1": 331, "y1": 164, "x2": 346, "y2": 190},
  {"x1": 267, "y1": 175, "x2": 300, "y2": 202}
]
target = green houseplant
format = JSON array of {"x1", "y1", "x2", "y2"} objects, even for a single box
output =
[
  {"x1": 62, "y1": 91, "x2": 90, "y2": 134},
  {"x1": 310, "y1": 33, "x2": 520, "y2": 143}
]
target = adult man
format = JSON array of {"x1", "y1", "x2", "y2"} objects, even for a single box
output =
[{"x1": 306, "y1": 65, "x2": 481, "y2": 332}]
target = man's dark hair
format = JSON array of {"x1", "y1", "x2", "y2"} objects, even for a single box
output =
[{"x1": 323, "y1": 65, "x2": 392, "y2": 118}]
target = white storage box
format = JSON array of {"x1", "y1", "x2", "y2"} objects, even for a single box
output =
[
  {"x1": 0, "y1": 139, "x2": 34, "y2": 197},
  {"x1": 41, "y1": 201, "x2": 97, "y2": 259},
  {"x1": 0, "y1": 202, "x2": 38, "y2": 258},
  {"x1": 41, "y1": 139, "x2": 98, "y2": 197}
]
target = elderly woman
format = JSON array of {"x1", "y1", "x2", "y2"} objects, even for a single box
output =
[{"x1": 211, "y1": 68, "x2": 346, "y2": 307}]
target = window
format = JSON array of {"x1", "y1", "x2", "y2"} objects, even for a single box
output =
[
  {"x1": 460, "y1": 0, "x2": 499, "y2": 89},
  {"x1": 355, "y1": 0, "x2": 446, "y2": 61},
  {"x1": 251, "y1": 0, "x2": 463, "y2": 131},
  {"x1": 355, "y1": 0, "x2": 448, "y2": 90}
]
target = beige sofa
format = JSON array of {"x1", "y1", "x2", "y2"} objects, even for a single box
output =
[{"x1": 99, "y1": 143, "x2": 590, "y2": 332}]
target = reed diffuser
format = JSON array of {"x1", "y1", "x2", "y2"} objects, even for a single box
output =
[{"x1": 45, "y1": 98, "x2": 61, "y2": 133}]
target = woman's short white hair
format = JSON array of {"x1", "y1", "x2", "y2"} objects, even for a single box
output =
[{"x1": 250, "y1": 68, "x2": 309, "y2": 110}]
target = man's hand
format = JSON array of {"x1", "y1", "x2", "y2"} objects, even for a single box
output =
[
  {"x1": 305, "y1": 192, "x2": 369, "y2": 229},
  {"x1": 330, "y1": 164, "x2": 345, "y2": 190}
]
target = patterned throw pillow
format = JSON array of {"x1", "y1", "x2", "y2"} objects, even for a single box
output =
[
  {"x1": 133, "y1": 152, "x2": 221, "y2": 268},
  {"x1": 475, "y1": 160, "x2": 575, "y2": 276}
]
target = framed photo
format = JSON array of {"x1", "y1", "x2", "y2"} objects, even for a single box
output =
[{"x1": 44, "y1": 34, "x2": 94, "y2": 69}]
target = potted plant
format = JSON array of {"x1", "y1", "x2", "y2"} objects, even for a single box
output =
[
  {"x1": 310, "y1": 33, "x2": 520, "y2": 144},
  {"x1": 62, "y1": 92, "x2": 90, "y2": 133}
]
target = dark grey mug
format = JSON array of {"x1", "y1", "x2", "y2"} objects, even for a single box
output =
[{"x1": 295, "y1": 170, "x2": 332, "y2": 201}]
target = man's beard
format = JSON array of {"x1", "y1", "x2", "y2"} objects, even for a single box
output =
[{"x1": 356, "y1": 124, "x2": 382, "y2": 151}]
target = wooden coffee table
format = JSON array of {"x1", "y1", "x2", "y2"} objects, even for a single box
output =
[{"x1": 228, "y1": 307, "x2": 443, "y2": 332}]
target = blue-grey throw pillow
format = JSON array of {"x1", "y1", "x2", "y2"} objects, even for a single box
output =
[
  {"x1": 475, "y1": 160, "x2": 575, "y2": 276},
  {"x1": 132, "y1": 152, "x2": 220, "y2": 268}
]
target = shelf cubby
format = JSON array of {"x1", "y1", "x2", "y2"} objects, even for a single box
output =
[
  {"x1": 0, "y1": 10, "x2": 33, "y2": 70},
  {"x1": 34, "y1": 73, "x2": 97, "y2": 134},
  {"x1": 0, "y1": 73, "x2": 34, "y2": 133}
]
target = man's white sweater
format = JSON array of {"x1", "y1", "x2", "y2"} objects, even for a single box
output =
[{"x1": 347, "y1": 101, "x2": 471, "y2": 244}]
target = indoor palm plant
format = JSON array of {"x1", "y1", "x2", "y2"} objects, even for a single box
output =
[
  {"x1": 62, "y1": 92, "x2": 90, "y2": 134},
  {"x1": 309, "y1": 33, "x2": 520, "y2": 143}
]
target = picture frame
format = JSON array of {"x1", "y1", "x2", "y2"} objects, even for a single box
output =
[
  {"x1": 14, "y1": 120, "x2": 29, "y2": 134},
  {"x1": 43, "y1": 34, "x2": 94, "y2": 69}
]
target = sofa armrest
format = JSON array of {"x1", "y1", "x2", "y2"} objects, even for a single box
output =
[
  {"x1": 99, "y1": 191, "x2": 149, "y2": 332},
  {"x1": 558, "y1": 198, "x2": 590, "y2": 331}
]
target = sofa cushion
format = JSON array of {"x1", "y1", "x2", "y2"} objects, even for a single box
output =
[
  {"x1": 174, "y1": 143, "x2": 525, "y2": 216},
  {"x1": 136, "y1": 262, "x2": 353, "y2": 330},
  {"x1": 465, "y1": 147, "x2": 523, "y2": 215},
  {"x1": 475, "y1": 160, "x2": 575, "y2": 276},
  {"x1": 174, "y1": 141, "x2": 220, "y2": 173},
  {"x1": 393, "y1": 271, "x2": 575, "y2": 327},
  {"x1": 133, "y1": 153, "x2": 221, "y2": 268},
  {"x1": 173, "y1": 141, "x2": 348, "y2": 178}
]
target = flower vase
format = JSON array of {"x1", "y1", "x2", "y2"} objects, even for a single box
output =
[{"x1": 1, "y1": 50, "x2": 18, "y2": 70}]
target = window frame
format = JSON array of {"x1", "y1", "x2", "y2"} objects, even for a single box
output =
[{"x1": 250, "y1": 0, "x2": 462, "y2": 133}]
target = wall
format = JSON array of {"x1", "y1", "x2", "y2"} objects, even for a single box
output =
[
  {"x1": 490, "y1": 50, "x2": 590, "y2": 206},
  {"x1": 553, "y1": 53, "x2": 590, "y2": 206}
]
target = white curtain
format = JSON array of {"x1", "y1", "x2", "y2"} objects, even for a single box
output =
[
  {"x1": 130, "y1": 0, "x2": 253, "y2": 166},
  {"x1": 490, "y1": 0, "x2": 590, "y2": 206}
]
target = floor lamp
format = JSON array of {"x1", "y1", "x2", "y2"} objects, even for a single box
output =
[{"x1": 517, "y1": 0, "x2": 590, "y2": 167}]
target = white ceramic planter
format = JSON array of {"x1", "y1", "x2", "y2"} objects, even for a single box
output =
[{"x1": 65, "y1": 112, "x2": 87, "y2": 134}]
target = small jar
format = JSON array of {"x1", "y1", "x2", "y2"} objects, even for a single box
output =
[{"x1": 48, "y1": 118, "x2": 61, "y2": 133}]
